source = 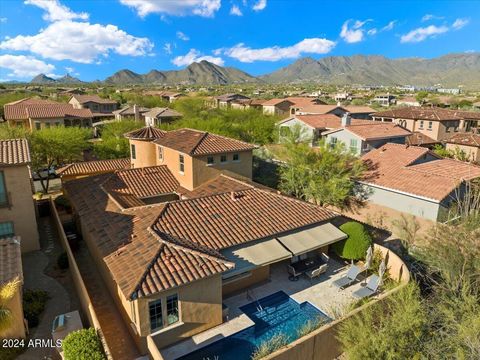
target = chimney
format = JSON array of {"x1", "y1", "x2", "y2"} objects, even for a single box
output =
[
  {"x1": 133, "y1": 104, "x2": 140, "y2": 122},
  {"x1": 337, "y1": 101, "x2": 341, "y2": 106},
  {"x1": 341, "y1": 112, "x2": 351, "y2": 127}
]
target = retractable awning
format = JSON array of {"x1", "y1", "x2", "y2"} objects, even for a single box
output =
[
  {"x1": 277, "y1": 223, "x2": 347, "y2": 256},
  {"x1": 221, "y1": 238, "x2": 292, "y2": 278}
]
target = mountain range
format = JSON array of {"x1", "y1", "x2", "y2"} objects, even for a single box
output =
[{"x1": 29, "y1": 53, "x2": 480, "y2": 87}]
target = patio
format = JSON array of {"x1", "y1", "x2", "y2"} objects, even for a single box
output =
[{"x1": 160, "y1": 257, "x2": 365, "y2": 360}]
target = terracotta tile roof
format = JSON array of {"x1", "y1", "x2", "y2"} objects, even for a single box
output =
[
  {"x1": 112, "y1": 105, "x2": 150, "y2": 116},
  {"x1": 372, "y1": 107, "x2": 472, "y2": 121},
  {"x1": 143, "y1": 107, "x2": 183, "y2": 118},
  {"x1": 285, "y1": 97, "x2": 320, "y2": 107},
  {"x1": 153, "y1": 128, "x2": 256, "y2": 156},
  {"x1": 4, "y1": 99, "x2": 92, "y2": 120},
  {"x1": 124, "y1": 126, "x2": 167, "y2": 140},
  {"x1": 0, "y1": 139, "x2": 31, "y2": 165},
  {"x1": 57, "y1": 158, "x2": 130, "y2": 176},
  {"x1": 361, "y1": 143, "x2": 480, "y2": 201},
  {"x1": 344, "y1": 106, "x2": 376, "y2": 114},
  {"x1": 215, "y1": 93, "x2": 250, "y2": 101},
  {"x1": 70, "y1": 94, "x2": 117, "y2": 104},
  {"x1": 339, "y1": 123, "x2": 411, "y2": 140},
  {"x1": 65, "y1": 174, "x2": 231, "y2": 299},
  {"x1": 231, "y1": 99, "x2": 265, "y2": 106},
  {"x1": 0, "y1": 237, "x2": 23, "y2": 284},
  {"x1": 102, "y1": 166, "x2": 181, "y2": 201},
  {"x1": 152, "y1": 188, "x2": 336, "y2": 250},
  {"x1": 446, "y1": 133, "x2": 480, "y2": 148},
  {"x1": 281, "y1": 114, "x2": 370, "y2": 130},
  {"x1": 407, "y1": 132, "x2": 440, "y2": 146},
  {"x1": 296, "y1": 105, "x2": 343, "y2": 114},
  {"x1": 262, "y1": 98, "x2": 294, "y2": 106}
]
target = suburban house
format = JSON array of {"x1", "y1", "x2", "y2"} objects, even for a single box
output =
[
  {"x1": 214, "y1": 94, "x2": 251, "y2": 108},
  {"x1": 445, "y1": 133, "x2": 480, "y2": 163},
  {"x1": 262, "y1": 99, "x2": 295, "y2": 116},
  {"x1": 406, "y1": 132, "x2": 440, "y2": 148},
  {"x1": 230, "y1": 99, "x2": 265, "y2": 111},
  {"x1": 397, "y1": 96, "x2": 421, "y2": 107},
  {"x1": 0, "y1": 236, "x2": 25, "y2": 339},
  {"x1": 153, "y1": 91, "x2": 184, "y2": 103},
  {"x1": 372, "y1": 107, "x2": 480, "y2": 141},
  {"x1": 0, "y1": 139, "x2": 40, "y2": 252},
  {"x1": 63, "y1": 128, "x2": 350, "y2": 357},
  {"x1": 285, "y1": 97, "x2": 327, "y2": 115},
  {"x1": 293, "y1": 104, "x2": 375, "y2": 120},
  {"x1": 3, "y1": 98, "x2": 93, "y2": 130},
  {"x1": 69, "y1": 94, "x2": 118, "y2": 121},
  {"x1": 113, "y1": 105, "x2": 150, "y2": 122},
  {"x1": 144, "y1": 107, "x2": 183, "y2": 127},
  {"x1": 372, "y1": 94, "x2": 396, "y2": 106},
  {"x1": 360, "y1": 143, "x2": 480, "y2": 221},
  {"x1": 56, "y1": 158, "x2": 131, "y2": 182}
]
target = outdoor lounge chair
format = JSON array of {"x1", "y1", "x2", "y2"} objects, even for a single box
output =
[
  {"x1": 352, "y1": 275, "x2": 381, "y2": 299},
  {"x1": 306, "y1": 263, "x2": 328, "y2": 279},
  {"x1": 332, "y1": 265, "x2": 362, "y2": 289}
]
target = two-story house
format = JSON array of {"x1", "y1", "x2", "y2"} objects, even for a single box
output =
[
  {"x1": 0, "y1": 139, "x2": 40, "y2": 252},
  {"x1": 69, "y1": 94, "x2": 118, "y2": 121}
]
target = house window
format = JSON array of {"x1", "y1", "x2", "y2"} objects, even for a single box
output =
[
  {"x1": 330, "y1": 137, "x2": 337, "y2": 148},
  {"x1": 158, "y1": 146, "x2": 163, "y2": 161},
  {"x1": 179, "y1": 154, "x2": 185, "y2": 173},
  {"x1": 349, "y1": 139, "x2": 358, "y2": 152},
  {"x1": 0, "y1": 222, "x2": 14, "y2": 239},
  {"x1": 207, "y1": 156, "x2": 214, "y2": 165},
  {"x1": 220, "y1": 154, "x2": 227, "y2": 163},
  {"x1": 45, "y1": 123, "x2": 51, "y2": 128},
  {"x1": 131, "y1": 144, "x2": 136, "y2": 159},
  {"x1": 55, "y1": 122, "x2": 61, "y2": 127},
  {"x1": 232, "y1": 153, "x2": 240, "y2": 162},
  {"x1": 35, "y1": 122, "x2": 41, "y2": 130},
  {"x1": 418, "y1": 120, "x2": 424, "y2": 129},
  {"x1": 166, "y1": 294, "x2": 179, "y2": 325},
  {"x1": 428, "y1": 121, "x2": 433, "y2": 131},
  {"x1": 149, "y1": 299, "x2": 163, "y2": 332},
  {"x1": 0, "y1": 172, "x2": 7, "y2": 207}
]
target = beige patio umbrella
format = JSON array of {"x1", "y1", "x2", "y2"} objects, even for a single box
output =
[
  {"x1": 364, "y1": 245, "x2": 373, "y2": 270},
  {"x1": 378, "y1": 258, "x2": 387, "y2": 285}
]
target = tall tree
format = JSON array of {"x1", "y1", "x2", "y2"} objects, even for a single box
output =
[
  {"x1": 0, "y1": 277, "x2": 21, "y2": 334},
  {"x1": 93, "y1": 120, "x2": 141, "y2": 159}
]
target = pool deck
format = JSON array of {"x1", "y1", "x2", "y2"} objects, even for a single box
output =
[{"x1": 161, "y1": 259, "x2": 364, "y2": 360}]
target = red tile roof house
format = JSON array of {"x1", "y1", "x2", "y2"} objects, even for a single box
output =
[
  {"x1": 3, "y1": 98, "x2": 93, "y2": 130},
  {"x1": 68, "y1": 94, "x2": 118, "y2": 121},
  {"x1": 445, "y1": 133, "x2": 480, "y2": 163},
  {"x1": 63, "y1": 128, "x2": 353, "y2": 358},
  {"x1": 359, "y1": 143, "x2": 480, "y2": 221}
]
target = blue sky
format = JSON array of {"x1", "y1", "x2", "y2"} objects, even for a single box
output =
[{"x1": 0, "y1": 0, "x2": 478, "y2": 81}]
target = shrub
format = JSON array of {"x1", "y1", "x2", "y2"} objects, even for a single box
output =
[
  {"x1": 251, "y1": 334, "x2": 289, "y2": 360},
  {"x1": 62, "y1": 328, "x2": 106, "y2": 360},
  {"x1": 54, "y1": 195, "x2": 71, "y2": 210},
  {"x1": 57, "y1": 252, "x2": 69, "y2": 269},
  {"x1": 332, "y1": 222, "x2": 373, "y2": 260},
  {"x1": 297, "y1": 317, "x2": 328, "y2": 338},
  {"x1": 23, "y1": 289, "x2": 50, "y2": 328}
]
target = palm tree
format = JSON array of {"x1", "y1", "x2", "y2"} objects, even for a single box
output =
[{"x1": 0, "y1": 277, "x2": 21, "y2": 333}]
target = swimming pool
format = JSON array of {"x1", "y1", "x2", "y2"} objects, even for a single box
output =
[{"x1": 177, "y1": 291, "x2": 330, "y2": 360}]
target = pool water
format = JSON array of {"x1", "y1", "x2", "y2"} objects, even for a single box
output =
[{"x1": 177, "y1": 291, "x2": 330, "y2": 360}]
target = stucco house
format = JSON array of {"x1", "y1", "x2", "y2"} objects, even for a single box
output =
[
  {"x1": 371, "y1": 107, "x2": 479, "y2": 141},
  {"x1": 359, "y1": 143, "x2": 480, "y2": 221},
  {"x1": 0, "y1": 139, "x2": 40, "y2": 253},
  {"x1": 0, "y1": 236, "x2": 25, "y2": 339},
  {"x1": 262, "y1": 99, "x2": 295, "y2": 116},
  {"x1": 113, "y1": 104, "x2": 150, "y2": 122},
  {"x1": 295, "y1": 104, "x2": 375, "y2": 120},
  {"x1": 230, "y1": 99, "x2": 265, "y2": 111},
  {"x1": 144, "y1": 107, "x2": 183, "y2": 126},
  {"x1": 445, "y1": 133, "x2": 480, "y2": 163},
  {"x1": 3, "y1": 98, "x2": 93, "y2": 130},
  {"x1": 324, "y1": 115, "x2": 411, "y2": 155},
  {"x1": 56, "y1": 158, "x2": 131, "y2": 183},
  {"x1": 69, "y1": 94, "x2": 118, "y2": 121},
  {"x1": 64, "y1": 128, "x2": 348, "y2": 356},
  {"x1": 214, "y1": 94, "x2": 250, "y2": 108}
]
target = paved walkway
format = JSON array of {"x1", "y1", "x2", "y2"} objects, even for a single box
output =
[
  {"x1": 74, "y1": 242, "x2": 141, "y2": 360},
  {"x1": 18, "y1": 217, "x2": 71, "y2": 360}
]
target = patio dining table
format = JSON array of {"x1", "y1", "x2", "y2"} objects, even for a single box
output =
[{"x1": 291, "y1": 257, "x2": 324, "y2": 276}]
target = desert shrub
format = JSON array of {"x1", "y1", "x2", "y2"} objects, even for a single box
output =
[
  {"x1": 54, "y1": 195, "x2": 71, "y2": 210},
  {"x1": 57, "y1": 252, "x2": 69, "y2": 269},
  {"x1": 251, "y1": 334, "x2": 289, "y2": 360},
  {"x1": 62, "y1": 328, "x2": 106, "y2": 360},
  {"x1": 332, "y1": 222, "x2": 373, "y2": 260},
  {"x1": 297, "y1": 317, "x2": 328, "y2": 338},
  {"x1": 23, "y1": 289, "x2": 50, "y2": 327}
]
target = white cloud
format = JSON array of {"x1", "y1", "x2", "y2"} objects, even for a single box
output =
[
  {"x1": 176, "y1": 31, "x2": 190, "y2": 41},
  {"x1": 230, "y1": 5, "x2": 243, "y2": 16},
  {"x1": 0, "y1": 17, "x2": 7, "y2": 23},
  {"x1": 25, "y1": 0, "x2": 89, "y2": 22},
  {"x1": 172, "y1": 49, "x2": 224, "y2": 66},
  {"x1": 452, "y1": 18, "x2": 469, "y2": 30},
  {"x1": 252, "y1": 0, "x2": 266, "y2": 11},
  {"x1": 222, "y1": 38, "x2": 336, "y2": 62},
  {"x1": 65, "y1": 66, "x2": 74, "y2": 73},
  {"x1": 381, "y1": 20, "x2": 396, "y2": 31},
  {"x1": 0, "y1": 20, "x2": 154, "y2": 63},
  {"x1": 0, "y1": 54, "x2": 57, "y2": 78},
  {"x1": 119, "y1": 0, "x2": 221, "y2": 18},
  {"x1": 340, "y1": 19, "x2": 371, "y2": 43},
  {"x1": 400, "y1": 25, "x2": 449, "y2": 43},
  {"x1": 421, "y1": 14, "x2": 444, "y2": 22},
  {"x1": 367, "y1": 28, "x2": 377, "y2": 35},
  {"x1": 164, "y1": 42, "x2": 172, "y2": 54}
]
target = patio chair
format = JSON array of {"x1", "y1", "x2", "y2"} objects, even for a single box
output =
[
  {"x1": 332, "y1": 265, "x2": 362, "y2": 289},
  {"x1": 287, "y1": 264, "x2": 301, "y2": 279},
  {"x1": 352, "y1": 275, "x2": 381, "y2": 299},
  {"x1": 320, "y1": 252, "x2": 330, "y2": 263},
  {"x1": 306, "y1": 264, "x2": 328, "y2": 280}
]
